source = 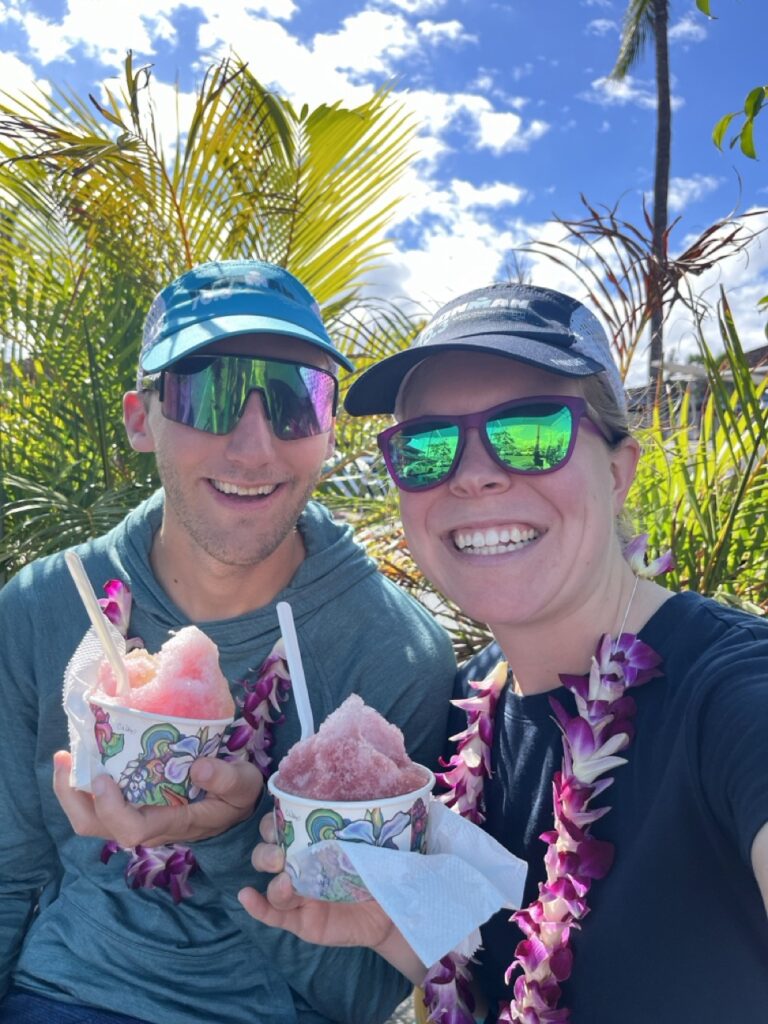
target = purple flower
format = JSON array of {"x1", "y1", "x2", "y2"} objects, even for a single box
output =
[
  {"x1": 623, "y1": 534, "x2": 675, "y2": 579},
  {"x1": 98, "y1": 579, "x2": 132, "y2": 636},
  {"x1": 422, "y1": 953, "x2": 475, "y2": 1024},
  {"x1": 223, "y1": 646, "x2": 291, "y2": 776},
  {"x1": 100, "y1": 842, "x2": 198, "y2": 903},
  {"x1": 164, "y1": 731, "x2": 224, "y2": 799}
]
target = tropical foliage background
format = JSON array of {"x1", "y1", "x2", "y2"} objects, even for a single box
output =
[{"x1": 1, "y1": 55, "x2": 766, "y2": 664}]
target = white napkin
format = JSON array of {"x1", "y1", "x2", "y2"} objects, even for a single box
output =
[
  {"x1": 63, "y1": 624, "x2": 127, "y2": 792},
  {"x1": 287, "y1": 800, "x2": 528, "y2": 967}
]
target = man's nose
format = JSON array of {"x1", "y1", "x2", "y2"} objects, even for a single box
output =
[{"x1": 223, "y1": 391, "x2": 277, "y2": 455}]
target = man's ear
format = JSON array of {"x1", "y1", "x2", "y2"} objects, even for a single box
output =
[
  {"x1": 123, "y1": 391, "x2": 156, "y2": 453},
  {"x1": 610, "y1": 435, "x2": 641, "y2": 514}
]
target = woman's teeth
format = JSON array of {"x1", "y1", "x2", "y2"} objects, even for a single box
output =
[
  {"x1": 452, "y1": 526, "x2": 538, "y2": 555},
  {"x1": 212, "y1": 480, "x2": 277, "y2": 496}
]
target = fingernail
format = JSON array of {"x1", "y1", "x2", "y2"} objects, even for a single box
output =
[{"x1": 92, "y1": 775, "x2": 108, "y2": 796}]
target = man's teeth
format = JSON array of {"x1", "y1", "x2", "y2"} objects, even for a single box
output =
[
  {"x1": 453, "y1": 526, "x2": 538, "y2": 554},
  {"x1": 212, "y1": 480, "x2": 277, "y2": 496}
]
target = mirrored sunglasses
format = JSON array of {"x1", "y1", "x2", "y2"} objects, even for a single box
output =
[
  {"x1": 377, "y1": 395, "x2": 605, "y2": 492},
  {"x1": 142, "y1": 354, "x2": 338, "y2": 439}
]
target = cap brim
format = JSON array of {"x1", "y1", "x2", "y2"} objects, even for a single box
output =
[
  {"x1": 141, "y1": 314, "x2": 354, "y2": 372},
  {"x1": 344, "y1": 333, "x2": 604, "y2": 415}
]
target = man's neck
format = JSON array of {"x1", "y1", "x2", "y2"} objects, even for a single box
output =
[{"x1": 149, "y1": 524, "x2": 307, "y2": 622}]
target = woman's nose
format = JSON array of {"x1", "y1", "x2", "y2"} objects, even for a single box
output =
[{"x1": 448, "y1": 427, "x2": 511, "y2": 496}]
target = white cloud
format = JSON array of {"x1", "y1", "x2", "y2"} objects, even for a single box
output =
[
  {"x1": 404, "y1": 89, "x2": 549, "y2": 162},
  {"x1": 666, "y1": 174, "x2": 722, "y2": 213},
  {"x1": 511, "y1": 62, "x2": 534, "y2": 82},
  {"x1": 587, "y1": 19, "x2": 617, "y2": 37},
  {"x1": 476, "y1": 109, "x2": 549, "y2": 153},
  {"x1": 375, "y1": 0, "x2": 447, "y2": 12},
  {"x1": 451, "y1": 180, "x2": 527, "y2": 208},
  {"x1": 0, "y1": 49, "x2": 49, "y2": 97},
  {"x1": 312, "y1": 11, "x2": 419, "y2": 75},
  {"x1": 10, "y1": 1, "x2": 179, "y2": 68},
  {"x1": 199, "y1": 10, "x2": 382, "y2": 107},
  {"x1": 640, "y1": 173, "x2": 723, "y2": 218},
  {"x1": 660, "y1": 210, "x2": 768, "y2": 371},
  {"x1": 582, "y1": 0, "x2": 613, "y2": 7},
  {"x1": 417, "y1": 19, "x2": 475, "y2": 45},
  {"x1": 669, "y1": 14, "x2": 707, "y2": 44},
  {"x1": 582, "y1": 75, "x2": 684, "y2": 111},
  {"x1": 472, "y1": 72, "x2": 494, "y2": 92}
]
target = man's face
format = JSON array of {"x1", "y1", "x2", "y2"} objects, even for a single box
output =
[{"x1": 125, "y1": 333, "x2": 336, "y2": 570}]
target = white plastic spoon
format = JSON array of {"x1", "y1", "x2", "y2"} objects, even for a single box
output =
[
  {"x1": 276, "y1": 600, "x2": 314, "y2": 740},
  {"x1": 64, "y1": 550, "x2": 131, "y2": 700}
]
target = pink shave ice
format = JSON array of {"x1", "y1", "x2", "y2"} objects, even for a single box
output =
[
  {"x1": 93, "y1": 625, "x2": 234, "y2": 720},
  {"x1": 277, "y1": 694, "x2": 427, "y2": 800}
]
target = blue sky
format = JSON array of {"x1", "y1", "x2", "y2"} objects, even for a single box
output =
[{"x1": 0, "y1": 0, "x2": 766, "y2": 380}]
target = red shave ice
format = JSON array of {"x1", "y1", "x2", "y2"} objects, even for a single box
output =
[
  {"x1": 277, "y1": 694, "x2": 428, "y2": 800},
  {"x1": 93, "y1": 626, "x2": 235, "y2": 720}
]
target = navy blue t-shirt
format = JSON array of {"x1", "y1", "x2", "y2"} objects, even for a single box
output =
[{"x1": 451, "y1": 592, "x2": 768, "y2": 1023}]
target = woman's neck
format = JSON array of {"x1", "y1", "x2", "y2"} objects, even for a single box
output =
[{"x1": 492, "y1": 573, "x2": 672, "y2": 696}]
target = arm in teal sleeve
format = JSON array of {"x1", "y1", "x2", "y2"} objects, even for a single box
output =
[{"x1": 0, "y1": 577, "x2": 60, "y2": 997}]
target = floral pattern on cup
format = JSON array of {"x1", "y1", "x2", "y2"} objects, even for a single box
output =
[
  {"x1": 268, "y1": 768, "x2": 434, "y2": 903},
  {"x1": 409, "y1": 797, "x2": 428, "y2": 853},
  {"x1": 118, "y1": 723, "x2": 224, "y2": 806},
  {"x1": 90, "y1": 703, "x2": 125, "y2": 763}
]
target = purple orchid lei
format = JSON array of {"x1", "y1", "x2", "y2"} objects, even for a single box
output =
[
  {"x1": 423, "y1": 537, "x2": 671, "y2": 1024},
  {"x1": 98, "y1": 580, "x2": 291, "y2": 902}
]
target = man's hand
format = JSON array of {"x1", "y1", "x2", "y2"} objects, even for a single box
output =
[{"x1": 53, "y1": 750, "x2": 263, "y2": 847}]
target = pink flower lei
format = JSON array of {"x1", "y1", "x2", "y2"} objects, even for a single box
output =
[
  {"x1": 98, "y1": 580, "x2": 291, "y2": 901},
  {"x1": 423, "y1": 538, "x2": 670, "y2": 1024}
]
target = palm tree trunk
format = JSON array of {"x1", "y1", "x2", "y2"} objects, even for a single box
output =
[{"x1": 650, "y1": 0, "x2": 671, "y2": 392}]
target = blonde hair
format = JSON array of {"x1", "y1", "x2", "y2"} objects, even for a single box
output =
[{"x1": 580, "y1": 372, "x2": 630, "y2": 445}]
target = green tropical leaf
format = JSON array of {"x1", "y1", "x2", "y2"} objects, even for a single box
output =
[
  {"x1": 743, "y1": 86, "x2": 766, "y2": 119},
  {"x1": 739, "y1": 119, "x2": 757, "y2": 159},
  {"x1": 712, "y1": 111, "x2": 736, "y2": 150}
]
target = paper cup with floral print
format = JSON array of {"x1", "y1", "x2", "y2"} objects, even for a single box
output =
[
  {"x1": 88, "y1": 697, "x2": 233, "y2": 805},
  {"x1": 267, "y1": 767, "x2": 434, "y2": 902}
]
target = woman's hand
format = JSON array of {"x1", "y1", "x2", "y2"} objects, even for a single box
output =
[
  {"x1": 53, "y1": 750, "x2": 263, "y2": 847},
  {"x1": 239, "y1": 813, "x2": 395, "y2": 948},
  {"x1": 238, "y1": 815, "x2": 427, "y2": 985}
]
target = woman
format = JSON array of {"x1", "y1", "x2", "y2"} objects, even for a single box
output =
[{"x1": 239, "y1": 283, "x2": 768, "y2": 1024}]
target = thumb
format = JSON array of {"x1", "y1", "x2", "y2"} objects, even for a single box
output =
[{"x1": 189, "y1": 758, "x2": 263, "y2": 809}]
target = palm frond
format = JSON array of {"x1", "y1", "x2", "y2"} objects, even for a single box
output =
[{"x1": 611, "y1": 0, "x2": 656, "y2": 79}]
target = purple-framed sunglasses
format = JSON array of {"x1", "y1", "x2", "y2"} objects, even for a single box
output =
[{"x1": 377, "y1": 395, "x2": 607, "y2": 492}]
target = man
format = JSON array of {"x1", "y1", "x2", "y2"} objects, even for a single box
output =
[{"x1": 0, "y1": 260, "x2": 456, "y2": 1024}]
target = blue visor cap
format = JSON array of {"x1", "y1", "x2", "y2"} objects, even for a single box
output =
[{"x1": 139, "y1": 260, "x2": 353, "y2": 375}]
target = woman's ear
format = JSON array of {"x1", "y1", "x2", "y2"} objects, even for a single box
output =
[
  {"x1": 609, "y1": 435, "x2": 641, "y2": 514},
  {"x1": 123, "y1": 391, "x2": 156, "y2": 453}
]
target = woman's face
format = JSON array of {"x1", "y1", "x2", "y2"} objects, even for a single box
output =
[{"x1": 396, "y1": 352, "x2": 639, "y2": 634}]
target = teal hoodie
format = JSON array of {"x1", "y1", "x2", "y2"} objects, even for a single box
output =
[{"x1": 0, "y1": 491, "x2": 456, "y2": 1024}]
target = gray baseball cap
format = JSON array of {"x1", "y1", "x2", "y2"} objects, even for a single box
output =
[{"x1": 345, "y1": 283, "x2": 625, "y2": 415}]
